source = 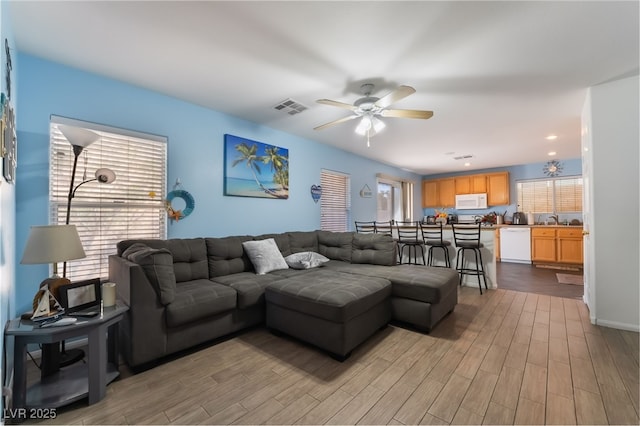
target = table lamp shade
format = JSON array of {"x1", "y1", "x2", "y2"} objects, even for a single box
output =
[{"x1": 21, "y1": 225, "x2": 86, "y2": 265}]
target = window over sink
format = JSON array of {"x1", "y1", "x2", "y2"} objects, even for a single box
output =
[{"x1": 517, "y1": 176, "x2": 583, "y2": 214}]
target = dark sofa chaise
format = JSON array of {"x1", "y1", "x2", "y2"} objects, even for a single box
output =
[{"x1": 109, "y1": 230, "x2": 458, "y2": 367}]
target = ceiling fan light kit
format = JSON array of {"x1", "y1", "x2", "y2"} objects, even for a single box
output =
[{"x1": 314, "y1": 83, "x2": 433, "y2": 147}]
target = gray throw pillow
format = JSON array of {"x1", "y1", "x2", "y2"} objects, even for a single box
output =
[
  {"x1": 285, "y1": 251, "x2": 330, "y2": 270},
  {"x1": 122, "y1": 243, "x2": 176, "y2": 305},
  {"x1": 242, "y1": 238, "x2": 289, "y2": 275}
]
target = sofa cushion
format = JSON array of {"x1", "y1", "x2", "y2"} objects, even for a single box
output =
[
  {"x1": 242, "y1": 238, "x2": 289, "y2": 275},
  {"x1": 265, "y1": 269, "x2": 391, "y2": 323},
  {"x1": 206, "y1": 236, "x2": 254, "y2": 277},
  {"x1": 165, "y1": 279, "x2": 237, "y2": 327},
  {"x1": 317, "y1": 231, "x2": 352, "y2": 262},
  {"x1": 284, "y1": 251, "x2": 330, "y2": 270},
  {"x1": 288, "y1": 231, "x2": 319, "y2": 253},
  {"x1": 164, "y1": 239, "x2": 209, "y2": 282},
  {"x1": 122, "y1": 243, "x2": 176, "y2": 305},
  {"x1": 351, "y1": 233, "x2": 397, "y2": 266},
  {"x1": 212, "y1": 272, "x2": 283, "y2": 309}
]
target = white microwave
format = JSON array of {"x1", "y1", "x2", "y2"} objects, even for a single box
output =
[{"x1": 455, "y1": 193, "x2": 488, "y2": 210}]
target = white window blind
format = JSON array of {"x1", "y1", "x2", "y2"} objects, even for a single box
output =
[
  {"x1": 517, "y1": 176, "x2": 583, "y2": 214},
  {"x1": 320, "y1": 169, "x2": 351, "y2": 232},
  {"x1": 50, "y1": 119, "x2": 167, "y2": 281}
]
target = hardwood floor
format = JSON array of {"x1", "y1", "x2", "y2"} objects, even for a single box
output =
[
  {"x1": 29, "y1": 285, "x2": 638, "y2": 425},
  {"x1": 496, "y1": 262, "x2": 584, "y2": 299}
]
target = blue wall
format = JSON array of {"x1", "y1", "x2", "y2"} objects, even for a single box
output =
[
  {"x1": 14, "y1": 53, "x2": 422, "y2": 314},
  {"x1": 422, "y1": 160, "x2": 582, "y2": 222}
]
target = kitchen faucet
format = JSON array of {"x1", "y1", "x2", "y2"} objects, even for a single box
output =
[{"x1": 549, "y1": 214, "x2": 559, "y2": 224}]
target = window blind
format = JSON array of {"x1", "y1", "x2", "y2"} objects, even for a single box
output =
[
  {"x1": 50, "y1": 120, "x2": 167, "y2": 281},
  {"x1": 320, "y1": 170, "x2": 351, "y2": 232},
  {"x1": 517, "y1": 176, "x2": 583, "y2": 214}
]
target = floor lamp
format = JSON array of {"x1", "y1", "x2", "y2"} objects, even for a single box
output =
[{"x1": 56, "y1": 125, "x2": 117, "y2": 367}]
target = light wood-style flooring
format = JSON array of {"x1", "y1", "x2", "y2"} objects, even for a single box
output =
[{"x1": 31, "y1": 286, "x2": 638, "y2": 425}]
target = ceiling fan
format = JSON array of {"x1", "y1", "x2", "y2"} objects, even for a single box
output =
[{"x1": 314, "y1": 83, "x2": 433, "y2": 146}]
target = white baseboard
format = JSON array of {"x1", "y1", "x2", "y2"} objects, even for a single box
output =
[{"x1": 595, "y1": 319, "x2": 640, "y2": 332}]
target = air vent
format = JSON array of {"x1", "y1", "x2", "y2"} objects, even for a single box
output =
[
  {"x1": 453, "y1": 154, "x2": 474, "y2": 160},
  {"x1": 273, "y1": 98, "x2": 308, "y2": 115}
]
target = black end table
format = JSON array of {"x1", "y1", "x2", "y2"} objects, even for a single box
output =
[{"x1": 5, "y1": 301, "x2": 128, "y2": 418}]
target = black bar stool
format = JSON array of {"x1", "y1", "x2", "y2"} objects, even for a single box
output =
[
  {"x1": 452, "y1": 223, "x2": 487, "y2": 294},
  {"x1": 354, "y1": 221, "x2": 376, "y2": 233},
  {"x1": 420, "y1": 222, "x2": 451, "y2": 268},
  {"x1": 395, "y1": 221, "x2": 425, "y2": 265}
]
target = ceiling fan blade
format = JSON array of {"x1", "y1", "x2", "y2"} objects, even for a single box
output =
[
  {"x1": 316, "y1": 99, "x2": 357, "y2": 111},
  {"x1": 313, "y1": 114, "x2": 358, "y2": 131},
  {"x1": 374, "y1": 85, "x2": 416, "y2": 109},
  {"x1": 380, "y1": 109, "x2": 434, "y2": 119}
]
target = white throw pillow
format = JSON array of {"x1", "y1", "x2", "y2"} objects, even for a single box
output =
[
  {"x1": 242, "y1": 238, "x2": 289, "y2": 275},
  {"x1": 285, "y1": 251, "x2": 330, "y2": 270}
]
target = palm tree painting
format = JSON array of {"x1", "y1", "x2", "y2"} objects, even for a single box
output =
[{"x1": 224, "y1": 134, "x2": 289, "y2": 199}]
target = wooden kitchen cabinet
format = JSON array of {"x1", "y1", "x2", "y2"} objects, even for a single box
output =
[
  {"x1": 438, "y1": 178, "x2": 456, "y2": 207},
  {"x1": 472, "y1": 175, "x2": 487, "y2": 193},
  {"x1": 422, "y1": 180, "x2": 439, "y2": 208},
  {"x1": 531, "y1": 227, "x2": 583, "y2": 264},
  {"x1": 495, "y1": 229, "x2": 501, "y2": 261},
  {"x1": 531, "y1": 228, "x2": 557, "y2": 262},
  {"x1": 423, "y1": 170, "x2": 508, "y2": 208},
  {"x1": 455, "y1": 174, "x2": 488, "y2": 195},
  {"x1": 487, "y1": 172, "x2": 510, "y2": 205},
  {"x1": 557, "y1": 228, "x2": 583, "y2": 263}
]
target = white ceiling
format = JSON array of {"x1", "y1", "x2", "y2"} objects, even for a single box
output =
[{"x1": 9, "y1": 1, "x2": 639, "y2": 175}]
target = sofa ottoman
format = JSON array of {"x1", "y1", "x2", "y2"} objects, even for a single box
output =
[{"x1": 265, "y1": 269, "x2": 392, "y2": 360}]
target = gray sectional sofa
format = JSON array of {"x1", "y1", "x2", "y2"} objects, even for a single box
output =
[{"x1": 109, "y1": 230, "x2": 458, "y2": 368}]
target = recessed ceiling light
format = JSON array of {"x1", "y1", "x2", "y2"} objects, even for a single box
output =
[
  {"x1": 546, "y1": 135, "x2": 558, "y2": 140},
  {"x1": 548, "y1": 151, "x2": 556, "y2": 156},
  {"x1": 464, "y1": 162, "x2": 471, "y2": 167}
]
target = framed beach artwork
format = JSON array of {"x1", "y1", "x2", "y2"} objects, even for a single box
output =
[{"x1": 224, "y1": 134, "x2": 289, "y2": 199}]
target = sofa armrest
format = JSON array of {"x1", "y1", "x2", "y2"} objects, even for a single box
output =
[{"x1": 109, "y1": 255, "x2": 168, "y2": 367}]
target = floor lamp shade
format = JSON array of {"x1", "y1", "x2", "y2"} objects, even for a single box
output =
[{"x1": 21, "y1": 225, "x2": 86, "y2": 266}]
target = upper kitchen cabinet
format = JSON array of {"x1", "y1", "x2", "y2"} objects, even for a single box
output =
[
  {"x1": 422, "y1": 180, "x2": 439, "y2": 208},
  {"x1": 439, "y1": 178, "x2": 456, "y2": 207},
  {"x1": 487, "y1": 172, "x2": 510, "y2": 206},
  {"x1": 455, "y1": 174, "x2": 488, "y2": 195},
  {"x1": 422, "y1": 178, "x2": 455, "y2": 208}
]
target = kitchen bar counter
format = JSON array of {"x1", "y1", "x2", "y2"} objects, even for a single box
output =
[{"x1": 392, "y1": 225, "x2": 497, "y2": 289}]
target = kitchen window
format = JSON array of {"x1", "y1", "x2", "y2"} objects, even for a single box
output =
[
  {"x1": 50, "y1": 118, "x2": 167, "y2": 281},
  {"x1": 320, "y1": 169, "x2": 351, "y2": 232},
  {"x1": 517, "y1": 176, "x2": 583, "y2": 214}
]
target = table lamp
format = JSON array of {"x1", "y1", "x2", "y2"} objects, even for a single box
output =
[{"x1": 20, "y1": 225, "x2": 87, "y2": 320}]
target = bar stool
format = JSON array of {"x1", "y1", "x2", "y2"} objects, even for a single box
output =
[
  {"x1": 395, "y1": 221, "x2": 425, "y2": 265},
  {"x1": 355, "y1": 221, "x2": 376, "y2": 233},
  {"x1": 452, "y1": 223, "x2": 487, "y2": 294},
  {"x1": 420, "y1": 222, "x2": 451, "y2": 268},
  {"x1": 373, "y1": 221, "x2": 393, "y2": 236}
]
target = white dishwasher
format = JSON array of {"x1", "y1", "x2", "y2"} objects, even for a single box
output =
[{"x1": 499, "y1": 227, "x2": 532, "y2": 264}]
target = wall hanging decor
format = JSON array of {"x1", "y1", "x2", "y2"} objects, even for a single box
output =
[
  {"x1": 151, "y1": 179, "x2": 195, "y2": 222},
  {"x1": 360, "y1": 184, "x2": 373, "y2": 198},
  {"x1": 224, "y1": 134, "x2": 289, "y2": 199},
  {"x1": 2, "y1": 95, "x2": 16, "y2": 183},
  {"x1": 310, "y1": 185, "x2": 322, "y2": 203},
  {"x1": 543, "y1": 160, "x2": 563, "y2": 177}
]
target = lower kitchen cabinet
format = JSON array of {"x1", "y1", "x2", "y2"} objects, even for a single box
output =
[
  {"x1": 557, "y1": 228, "x2": 584, "y2": 263},
  {"x1": 531, "y1": 227, "x2": 583, "y2": 264},
  {"x1": 531, "y1": 228, "x2": 557, "y2": 262}
]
